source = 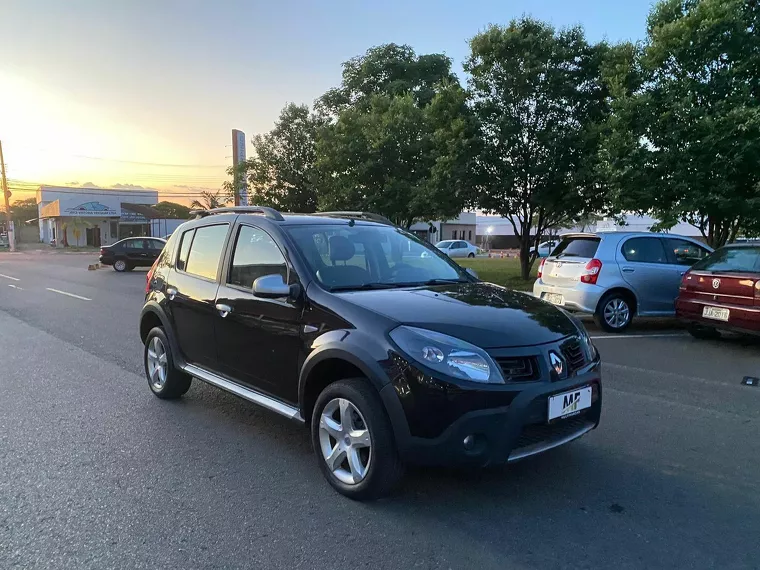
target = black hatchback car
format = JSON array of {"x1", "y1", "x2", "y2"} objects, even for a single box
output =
[
  {"x1": 100, "y1": 237, "x2": 166, "y2": 272},
  {"x1": 139, "y1": 207, "x2": 602, "y2": 499}
]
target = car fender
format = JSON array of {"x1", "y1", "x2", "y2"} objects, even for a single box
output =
[{"x1": 139, "y1": 301, "x2": 185, "y2": 367}]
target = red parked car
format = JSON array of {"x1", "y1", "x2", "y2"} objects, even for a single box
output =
[{"x1": 676, "y1": 243, "x2": 760, "y2": 338}]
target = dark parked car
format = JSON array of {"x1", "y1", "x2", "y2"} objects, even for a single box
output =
[
  {"x1": 100, "y1": 237, "x2": 166, "y2": 272},
  {"x1": 139, "y1": 207, "x2": 602, "y2": 499},
  {"x1": 676, "y1": 243, "x2": 760, "y2": 338}
]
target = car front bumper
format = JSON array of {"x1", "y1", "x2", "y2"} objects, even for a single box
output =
[
  {"x1": 383, "y1": 361, "x2": 602, "y2": 467},
  {"x1": 533, "y1": 279, "x2": 604, "y2": 314}
]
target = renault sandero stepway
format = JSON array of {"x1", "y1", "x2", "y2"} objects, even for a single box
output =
[{"x1": 139, "y1": 207, "x2": 602, "y2": 500}]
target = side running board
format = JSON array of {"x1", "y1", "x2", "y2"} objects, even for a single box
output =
[{"x1": 182, "y1": 364, "x2": 304, "y2": 423}]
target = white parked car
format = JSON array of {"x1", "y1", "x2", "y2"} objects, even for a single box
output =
[{"x1": 435, "y1": 240, "x2": 478, "y2": 258}]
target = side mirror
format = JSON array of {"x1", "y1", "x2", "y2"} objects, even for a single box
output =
[
  {"x1": 252, "y1": 274, "x2": 291, "y2": 298},
  {"x1": 465, "y1": 267, "x2": 479, "y2": 279}
]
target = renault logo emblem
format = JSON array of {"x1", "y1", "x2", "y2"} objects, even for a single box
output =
[
  {"x1": 712, "y1": 278, "x2": 721, "y2": 289},
  {"x1": 549, "y1": 352, "x2": 564, "y2": 376}
]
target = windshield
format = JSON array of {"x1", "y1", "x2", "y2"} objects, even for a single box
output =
[
  {"x1": 691, "y1": 246, "x2": 760, "y2": 273},
  {"x1": 286, "y1": 224, "x2": 468, "y2": 290},
  {"x1": 435, "y1": 241, "x2": 454, "y2": 248}
]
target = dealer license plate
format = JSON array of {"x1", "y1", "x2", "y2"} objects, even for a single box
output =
[
  {"x1": 543, "y1": 292, "x2": 564, "y2": 306},
  {"x1": 702, "y1": 306, "x2": 729, "y2": 322},
  {"x1": 548, "y1": 386, "x2": 592, "y2": 421}
]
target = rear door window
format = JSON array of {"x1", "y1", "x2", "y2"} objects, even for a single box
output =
[
  {"x1": 551, "y1": 237, "x2": 600, "y2": 258},
  {"x1": 176, "y1": 229, "x2": 194, "y2": 272},
  {"x1": 621, "y1": 237, "x2": 668, "y2": 264},
  {"x1": 184, "y1": 224, "x2": 229, "y2": 280},
  {"x1": 664, "y1": 238, "x2": 711, "y2": 266},
  {"x1": 692, "y1": 247, "x2": 760, "y2": 273}
]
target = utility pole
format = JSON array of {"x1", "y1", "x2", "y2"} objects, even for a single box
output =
[{"x1": 0, "y1": 140, "x2": 15, "y2": 252}]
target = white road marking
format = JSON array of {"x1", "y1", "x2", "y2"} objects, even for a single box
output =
[
  {"x1": 46, "y1": 288, "x2": 91, "y2": 301},
  {"x1": 8, "y1": 284, "x2": 23, "y2": 290},
  {"x1": 590, "y1": 333, "x2": 687, "y2": 340},
  {"x1": 0, "y1": 273, "x2": 20, "y2": 281}
]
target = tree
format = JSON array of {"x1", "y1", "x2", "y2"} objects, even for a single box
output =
[
  {"x1": 10, "y1": 198, "x2": 38, "y2": 224},
  {"x1": 317, "y1": 43, "x2": 458, "y2": 115},
  {"x1": 316, "y1": 83, "x2": 475, "y2": 228},
  {"x1": 190, "y1": 190, "x2": 227, "y2": 210},
  {"x1": 602, "y1": 0, "x2": 760, "y2": 247},
  {"x1": 466, "y1": 19, "x2": 610, "y2": 279},
  {"x1": 153, "y1": 201, "x2": 191, "y2": 219},
  {"x1": 225, "y1": 104, "x2": 323, "y2": 212}
]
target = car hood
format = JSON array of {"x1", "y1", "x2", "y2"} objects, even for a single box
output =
[{"x1": 341, "y1": 282, "x2": 579, "y2": 348}]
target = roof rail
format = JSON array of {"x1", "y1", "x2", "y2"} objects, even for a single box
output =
[
  {"x1": 315, "y1": 211, "x2": 394, "y2": 225},
  {"x1": 190, "y1": 206, "x2": 284, "y2": 222}
]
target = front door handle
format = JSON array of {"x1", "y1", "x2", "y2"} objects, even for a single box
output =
[
  {"x1": 166, "y1": 287, "x2": 178, "y2": 300},
  {"x1": 621, "y1": 266, "x2": 635, "y2": 273},
  {"x1": 216, "y1": 303, "x2": 232, "y2": 318}
]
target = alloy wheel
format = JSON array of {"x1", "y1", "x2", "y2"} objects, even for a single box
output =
[
  {"x1": 603, "y1": 298, "x2": 630, "y2": 329},
  {"x1": 318, "y1": 398, "x2": 372, "y2": 485},
  {"x1": 146, "y1": 336, "x2": 168, "y2": 390},
  {"x1": 114, "y1": 260, "x2": 126, "y2": 271}
]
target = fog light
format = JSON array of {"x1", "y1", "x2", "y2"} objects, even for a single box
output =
[{"x1": 463, "y1": 435, "x2": 476, "y2": 450}]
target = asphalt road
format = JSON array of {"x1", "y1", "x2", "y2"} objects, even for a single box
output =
[{"x1": 1, "y1": 251, "x2": 759, "y2": 569}]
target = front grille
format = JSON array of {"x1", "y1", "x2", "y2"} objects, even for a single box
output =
[
  {"x1": 513, "y1": 415, "x2": 590, "y2": 450},
  {"x1": 494, "y1": 356, "x2": 540, "y2": 382},
  {"x1": 560, "y1": 337, "x2": 587, "y2": 374}
]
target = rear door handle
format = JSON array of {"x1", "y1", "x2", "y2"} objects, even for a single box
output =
[
  {"x1": 622, "y1": 267, "x2": 635, "y2": 273},
  {"x1": 215, "y1": 303, "x2": 232, "y2": 318},
  {"x1": 166, "y1": 287, "x2": 178, "y2": 300}
]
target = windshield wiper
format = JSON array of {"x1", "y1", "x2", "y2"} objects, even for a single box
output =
[{"x1": 329, "y1": 283, "x2": 401, "y2": 292}]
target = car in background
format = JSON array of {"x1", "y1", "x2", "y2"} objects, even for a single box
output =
[
  {"x1": 100, "y1": 237, "x2": 166, "y2": 272},
  {"x1": 536, "y1": 240, "x2": 558, "y2": 258},
  {"x1": 140, "y1": 207, "x2": 602, "y2": 499},
  {"x1": 676, "y1": 243, "x2": 760, "y2": 338},
  {"x1": 533, "y1": 232, "x2": 712, "y2": 332},
  {"x1": 435, "y1": 240, "x2": 478, "y2": 258}
]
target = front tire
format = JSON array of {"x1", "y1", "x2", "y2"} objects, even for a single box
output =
[
  {"x1": 594, "y1": 292, "x2": 633, "y2": 333},
  {"x1": 144, "y1": 327, "x2": 192, "y2": 399},
  {"x1": 311, "y1": 378, "x2": 404, "y2": 500}
]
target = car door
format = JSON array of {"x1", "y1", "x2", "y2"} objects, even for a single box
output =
[
  {"x1": 449, "y1": 241, "x2": 464, "y2": 258},
  {"x1": 165, "y1": 224, "x2": 229, "y2": 370},
  {"x1": 214, "y1": 223, "x2": 303, "y2": 404},
  {"x1": 145, "y1": 239, "x2": 166, "y2": 265},
  {"x1": 122, "y1": 239, "x2": 147, "y2": 265},
  {"x1": 664, "y1": 237, "x2": 711, "y2": 277},
  {"x1": 618, "y1": 236, "x2": 675, "y2": 315}
]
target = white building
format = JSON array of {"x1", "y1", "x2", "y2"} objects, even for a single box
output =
[
  {"x1": 409, "y1": 212, "x2": 477, "y2": 244},
  {"x1": 37, "y1": 186, "x2": 160, "y2": 247}
]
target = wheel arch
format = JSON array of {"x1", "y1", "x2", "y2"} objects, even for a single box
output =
[
  {"x1": 596, "y1": 287, "x2": 638, "y2": 316},
  {"x1": 139, "y1": 303, "x2": 185, "y2": 367}
]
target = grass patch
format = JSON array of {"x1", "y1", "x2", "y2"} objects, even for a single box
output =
[{"x1": 458, "y1": 257, "x2": 537, "y2": 291}]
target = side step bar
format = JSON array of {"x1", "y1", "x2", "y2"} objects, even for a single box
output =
[{"x1": 182, "y1": 364, "x2": 303, "y2": 423}]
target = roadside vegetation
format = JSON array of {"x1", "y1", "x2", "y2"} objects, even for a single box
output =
[{"x1": 458, "y1": 258, "x2": 536, "y2": 291}]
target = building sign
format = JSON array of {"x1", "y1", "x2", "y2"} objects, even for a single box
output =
[
  {"x1": 232, "y1": 129, "x2": 248, "y2": 206},
  {"x1": 62, "y1": 200, "x2": 119, "y2": 217},
  {"x1": 120, "y1": 208, "x2": 148, "y2": 223}
]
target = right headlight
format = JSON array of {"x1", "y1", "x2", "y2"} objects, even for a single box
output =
[{"x1": 389, "y1": 326, "x2": 505, "y2": 384}]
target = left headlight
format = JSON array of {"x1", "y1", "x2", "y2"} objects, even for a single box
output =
[{"x1": 389, "y1": 326, "x2": 505, "y2": 384}]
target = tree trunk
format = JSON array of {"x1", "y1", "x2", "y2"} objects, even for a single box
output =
[{"x1": 519, "y1": 237, "x2": 533, "y2": 281}]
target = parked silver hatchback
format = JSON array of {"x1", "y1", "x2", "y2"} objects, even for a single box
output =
[{"x1": 533, "y1": 232, "x2": 713, "y2": 332}]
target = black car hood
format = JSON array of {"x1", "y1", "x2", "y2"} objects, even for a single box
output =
[{"x1": 340, "y1": 282, "x2": 579, "y2": 348}]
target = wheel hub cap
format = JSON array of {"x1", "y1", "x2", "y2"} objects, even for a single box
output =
[
  {"x1": 604, "y1": 298, "x2": 630, "y2": 328},
  {"x1": 146, "y1": 336, "x2": 168, "y2": 390},
  {"x1": 318, "y1": 398, "x2": 372, "y2": 485}
]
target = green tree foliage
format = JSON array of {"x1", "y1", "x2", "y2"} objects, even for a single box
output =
[
  {"x1": 466, "y1": 19, "x2": 610, "y2": 278},
  {"x1": 190, "y1": 190, "x2": 227, "y2": 210},
  {"x1": 9, "y1": 197, "x2": 38, "y2": 224},
  {"x1": 602, "y1": 0, "x2": 760, "y2": 247},
  {"x1": 317, "y1": 43, "x2": 458, "y2": 115},
  {"x1": 316, "y1": 45, "x2": 476, "y2": 227},
  {"x1": 153, "y1": 201, "x2": 192, "y2": 219},
  {"x1": 226, "y1": 104, "x2": 323, "y2": 213}
]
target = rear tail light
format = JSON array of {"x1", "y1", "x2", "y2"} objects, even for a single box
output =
[
  {"x1": 537, "y1": 258, "x2": 546, "y2": 279},
  {"x1": 99, "y1": 247, "x2": 106, "y2": 255},
  {"x1": 580, "y1": 258, "x2": 602, "y2": 284},
  {"x1": 754, "y1": 281, "x2": 760, "y2": 305},
  {"x1": 146, "y1": 259, "x2": 158, "y2": 294},
  {"x1": 679, "y1": 270, "x2": 692, "y2": 291}
]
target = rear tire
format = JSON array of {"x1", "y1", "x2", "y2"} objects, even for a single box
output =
[
  {"x1": 594, "y1": 292, "x2": 634, "y2": 333},
  {"x1": 144, "y1": 327, "x2": 192, "y2": 399},
  {"x1": 311, "y1": 378, "x2": 404, "y2": 500},
  {"x1": 467, "y1": 252, "x2": 475, "y2": 258},
  {"x1": 113, "y1": 259, "x2": 130, "y2": 272},
  {"x1": 687, "y1": 324, "x2": 721, "y2": 340}
]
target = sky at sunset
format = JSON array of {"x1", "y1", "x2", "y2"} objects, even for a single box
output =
[{"x1": 1, "y1": 0, "x2": 652, "y2": 204}]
